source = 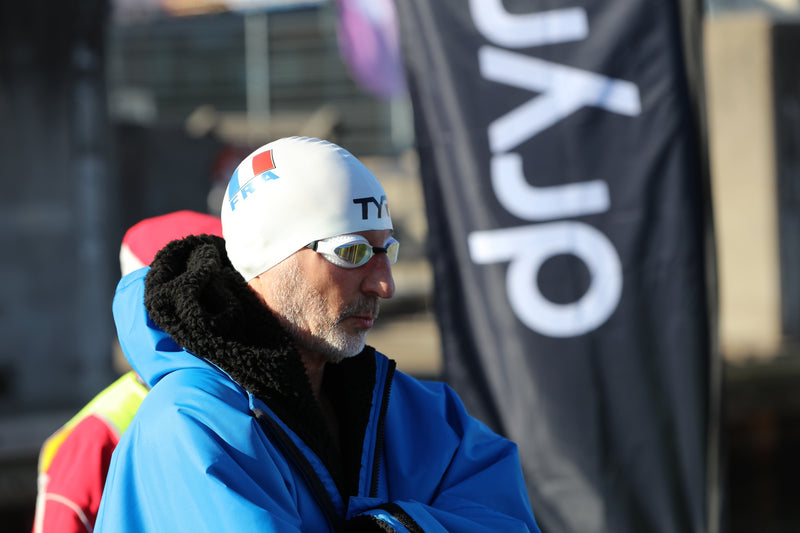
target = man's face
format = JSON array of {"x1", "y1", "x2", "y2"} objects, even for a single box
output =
[{"x1": 250, "y1": 229, "x2": 396, "y2": 363}]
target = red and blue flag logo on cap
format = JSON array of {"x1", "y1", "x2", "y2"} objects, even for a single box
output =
[
  {"x1": 252, "y1": 150, "x2": 276, "y2": 176},
  {"x1": 227, "y1": 149, "x2": 279, "y2": 211}
]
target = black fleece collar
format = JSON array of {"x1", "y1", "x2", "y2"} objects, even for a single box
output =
[{"x1": 144, "y1": 234, "x2": 377, "y2": 497}]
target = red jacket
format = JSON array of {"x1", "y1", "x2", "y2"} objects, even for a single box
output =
[{"x1": 31, "y1": 371, "x2": 147, "y2": 533}]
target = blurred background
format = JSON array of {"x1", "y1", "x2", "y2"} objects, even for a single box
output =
[{"x1": 1, "y1": 0, "x2": 799, "y2": 531}]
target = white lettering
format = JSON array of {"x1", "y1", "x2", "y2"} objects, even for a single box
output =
[
  {"x1": 469, "y1": 2, "x2": 588, "y2": 48},
  {"x1": 465, "y1": 6, "x2": 639, "y2": 337},
  {"x1": 468, "y1": 222, "x2": 622, "y2": 337},
  {"x1": 491, "y1": 152, "x2": 609, "y2": 220},
  {"x1": 479, "y1": 46, "x2": 641, "y2": 153}
]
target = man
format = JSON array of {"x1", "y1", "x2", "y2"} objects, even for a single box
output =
[
  {"x1": 96, "y1": 136, "x2": 540, "y2": 532},
  {"x1": 32, "y1": 210, "x2": 223, "y2": 533}
]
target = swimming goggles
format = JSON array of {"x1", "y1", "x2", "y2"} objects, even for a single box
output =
[{"x1": 306, "y1": 234, "x2": 399, "y2": 269}]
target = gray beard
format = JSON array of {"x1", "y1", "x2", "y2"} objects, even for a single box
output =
[{"x1": 270, "y1": 261, "x2": 379, "y2": 363}]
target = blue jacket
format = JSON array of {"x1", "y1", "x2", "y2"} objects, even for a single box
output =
[{"x1": 95, "y1": 235, "x2": 539, "y2": 532}]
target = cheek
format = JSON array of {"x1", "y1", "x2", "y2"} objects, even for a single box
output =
[
  {"x1": 306, "y1": 257, "x2": 367, "y2": 304},
  {"x1": 321, "y1": 263, "x2": 360, "y2": 289},
  {"x1": 321, "y1": 271, "x2": 363, "y2": 307}
]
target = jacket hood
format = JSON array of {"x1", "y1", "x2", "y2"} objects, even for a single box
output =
[
  {"x1": 113, "y1": 235, "x2": 304, "y2": 396},
  {"x1": 112, "y1": 234, "x2": 377, "y2": 495},
  {"x1": 113, "y1": 268, "x2": 203, "y2": 387},
  {"x1": 114, "y1": 234, "x2": 319, "y2": 421}
]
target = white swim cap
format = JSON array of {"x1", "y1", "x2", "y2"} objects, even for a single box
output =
[{"x1": 221, "y1": 137, "x2": 393, "y2": 280}]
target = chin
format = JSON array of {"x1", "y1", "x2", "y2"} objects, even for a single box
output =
[{"x1": 325, "y1": 334, "x2": 367, "y2": 364}]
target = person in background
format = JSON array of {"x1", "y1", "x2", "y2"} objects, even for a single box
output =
[
  {"x1": 31, "y1": 210, "x2": 223, "y2": 533},
  {"x1": 95, "y1": 137, "x2": 540, "y2": 532}
]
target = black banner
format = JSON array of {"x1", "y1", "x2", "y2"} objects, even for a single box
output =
[{"x1": 395, "y1": 1, "x2": 718, "y2": 532}]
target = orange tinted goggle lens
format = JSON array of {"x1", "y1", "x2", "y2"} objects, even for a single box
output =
[{"x1": 334, "y1": 238, "x2": 399, "y2": 267}]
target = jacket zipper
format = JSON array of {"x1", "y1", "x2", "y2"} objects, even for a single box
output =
[
  {"x1": 252, "y1": 409, "x2": 340, "y2": 530},
  {"x1": 369, "y1": 359, "x2": 396, "y2": 498}
]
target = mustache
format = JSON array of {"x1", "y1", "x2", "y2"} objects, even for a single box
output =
[{"x1": 340, "y1": 298, "x2": 380, "y2": 320}]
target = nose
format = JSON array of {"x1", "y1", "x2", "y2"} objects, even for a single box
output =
[{"x1": 361, "y1": 253, "x2": 395, "y2": 299}]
